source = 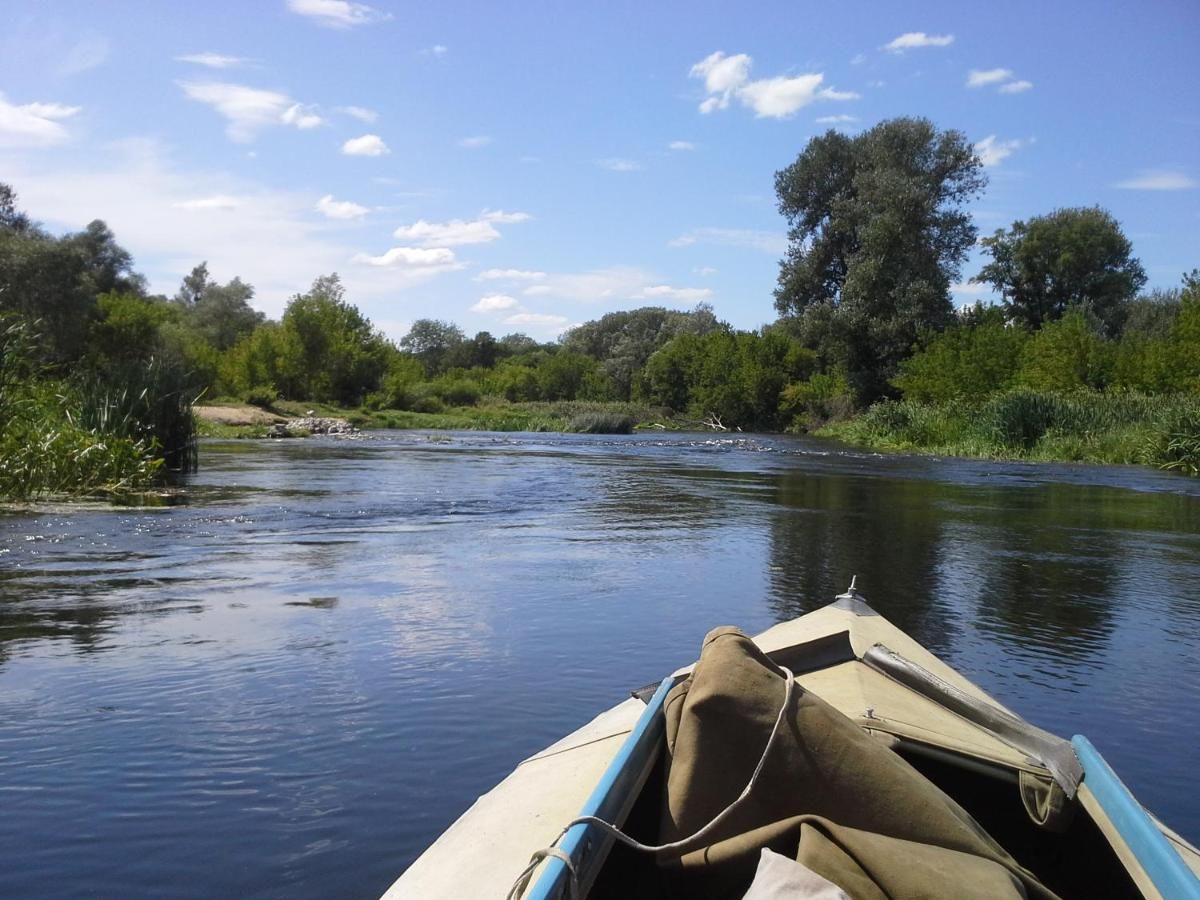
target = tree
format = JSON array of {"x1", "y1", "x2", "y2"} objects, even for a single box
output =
[
  {"x1": 278, "y1": 274, "x2": 389, "y2": 403},
  {"x1": 1017, "y1": 310, "x2": 1112, "y2": 392},
  {"x1": 774, "y1": 117, "x2": 986, "y2": 403},
  {"x1": 892, "y1": 308, "x2": 1028, "y2": 403},
  {"x1": 400, "y1": 319, "x2": 465, "y2": 375},
  {"x1": 560, "y1": 304, "x2": 722, "y2": 399},
  {"x1": 974, "y1": 207, "x2": 1146, "y2": 336}
]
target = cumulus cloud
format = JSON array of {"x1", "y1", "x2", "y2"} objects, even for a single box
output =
[
  {"x1": 316, "y1": 194, "x2": 369, "y2": 219},
  {"x1": 481, "y1": 209, "x2": 531, "y2": 224},
  {"x1": 967, "y1": 69, "x2": 1034, "y2": 94},
  {"x1": 391, "y1": 210, "x2": 530, "y2": 247},
  {"x1": 815, "y1": 114, "x2": 858, "y2": 124},
  {"x1": 689, "y1": 51, "x2": 858, "y2": 119},
  {"x1": 0, "y1": 138, "x2": 457, "y2": 323},
  {"x1": 1114, "y1": 169, "x2": 1197, "y2": 191},
  {"x1": 173, "y1": 195, "x2": 242, "y2": 211},
  {"x1": 177, "y1": 52, "x2": 252, "y2": 69},
  {"x1": 181, "y1": 81, "x2": 324, "y2": 141},
  {"x1": 286, "y1": 0, "x2": 391, "y2": 28},
  {"x1": 470, "y1": 294, "x2": 519, "y2": 313},
  {"x1": 478, "y1": 268, "x2": 546, "y2": 281},
  {"x1": 339, "y1": 105, "x2": 378, "y2": 122},
  {"x1": 0, "y1": 93, "x2": 81, "y2": 148},
  {"x1": 597, "y1": 157, "x2": 642, "y2": 171},
  {"x1": 342, "y1": 133, "x2": 389, "y2": 156},
  {"x1": 352, "y1": 246, "x2": 459, "y2": 267},
  {"x1": 636, "y1": 285, "x2": 713, "y2": 303},
  {"x1": 521, "y1": 266, "x2": 710, "y2": 308},
  {"x1": 973, "y1": 135, "x2": 1025, "y2": 167},
  {"x1": 504, "y1": 312, "x2": 569, "y2": 328},
  {"x1": 669, "y1": 227, "x2": 787, "y2": 254},
  {"x1": 457, "y1": 135, "x2": 492, "y2": 148},
  {"x1": 884, "y1": 32, "x2": 954, "y2": 52},
  {"x1": 668, "y1": 140, "x2": 696, "y2": 151}
]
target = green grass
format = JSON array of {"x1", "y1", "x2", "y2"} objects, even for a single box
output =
[
  {"x1": 0, "y1": 318, "x2": 199, "y2": 502},
  {"x1": 820, "y1": 390, "x2": 1200, "y2": 472}
]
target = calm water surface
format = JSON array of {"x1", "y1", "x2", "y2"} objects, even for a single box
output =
[{"x1": 1, "y1": 432, "x2": 1198, "y2": 898}]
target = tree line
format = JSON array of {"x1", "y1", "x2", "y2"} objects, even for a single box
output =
[{"x1": 2, "y1": 115, "x2": 1195, "y2": 459}]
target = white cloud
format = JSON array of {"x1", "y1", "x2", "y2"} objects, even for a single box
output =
[
  {"x1": 0, "y1": 138, "x2": 456, "y2": 321},
  {"x1": 60, "y1": 35, "x2": 110, "y2": 75},
  {"x1": 884, "y1": 32, "x2": 955, "y2": 52},
  {"x1": 339, "y1": 105, "x2": 379, "y2": 122},
  {"x1": 181, "y1": 81, "x2": 324, "y2": 141},
  {"x1": 286, "y1": 0, "x2": 391, "y2": 28},
  {"x1": 504, "y1": 312, "x2": 569, "y2": 328},
  {"x1": 636, "y1": 285, "x2": 713, "y2": 303},
  {"x1": 973, "y1": 135, "x2": 1025, "y2": 167},
  {"x1": 597, "y1": 157, "x2": 642, "y2": 172},
  {"x1": 392, "y1": 210, "x2": 530, "y2": 247},
  {"x1": 480, "y1": 209, "x2": 531, "y2": 224},
  {"x1": 521, "y1": 266, "x2": 710, "y2": 308},
  {"x1": 422, "y1": 44, "x2": 448, "y2": 57},
  {"x1": 280, "y1": 103, "x2": 322, "y2": 129},
  {"x1": 1115, "y1": 169, "x2": 1197, "y2": 191},
  {"x1": 998, "y1": 80, "x2": 1033, "y2": 94},
  {"x1": 394, "y1": 219, "x2": 498, "y2": 246},
  {"x1": 690, "y1": 51, "x2": 753, "y2": 112},
  {"x1": 967, "y1": 68, "x2": 1014, "y2": 88},
  {"x1": 693, "y1": 266, "x2": 718, "y2": 276},
  {"x1": 689, "y1": 51, "x2": 857, "y2": 119},
  {"x1": 353, "y1": 246, "x2": 459, "y2": 268},
  {"x1": 0, "y1": 93, "x2": 81, "y2": 148},
  {"x1": 316, "y1": 194, "x2": 369, "y2": 219},
  {"x1": 478, "y1": 268, "x2": 546, "y2": 281},
  {"x1": 458, "y1": 135, "x2": 492, "y2": 148},
  {"x1": 669, "y1": 227, "x2": 787, "y2": 255},
  {"x1": 815, "y1": 114, "x2": 859, "y2": 124},
  {"x1": 471, "y1": 294, "x2": 519, "y2": 313},
  {"x1": 177, "y1": 52, "x2": 251, "y2": 69},
  {"x1": 173, "y1": 195, "x2": 242, "y2": 211},
  {"x1": 850, "y1": 53, "x2": 867, "y2": 66},
  {"x1": 342, "y1": 133, "x2": 389, "y2": 156},
  {"x1": 668, "y1": 140, "x2": 696, "y2": 151}
]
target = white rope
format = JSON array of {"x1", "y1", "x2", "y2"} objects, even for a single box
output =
[{"x1": 507, "y1": 665, "x2": 795, "y2": 899}]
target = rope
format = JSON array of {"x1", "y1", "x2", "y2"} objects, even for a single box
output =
[{"x1": 507, "y1": 665, "x2": 795, "y2": 899}]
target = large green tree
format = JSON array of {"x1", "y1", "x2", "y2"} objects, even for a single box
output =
[
  {"x1": 560, "y1": 303, "x2": 720, "y2": 400},
  {"x1": 278, "y1": 274, "x2": 389, "y2": 403},
  {"x1": 974, "y1": 206, "x2": 1146, "y2": 336},
  {"x1": 773, "y1": 118, "x2": 986, "y2": 403}
]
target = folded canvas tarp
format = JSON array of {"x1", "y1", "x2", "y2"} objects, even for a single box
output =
[{"x1": 657, "y1": 627, "x2": 1060, "y2": 900}]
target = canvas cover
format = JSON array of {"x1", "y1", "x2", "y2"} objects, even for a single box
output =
[{"x1": 657, "y1": 627, "x2": 1060, "y2": 900}]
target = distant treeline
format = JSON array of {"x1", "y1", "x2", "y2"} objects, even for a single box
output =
[{"x1": 3, "y1": 116, "x2": 1199, "y2": 497}]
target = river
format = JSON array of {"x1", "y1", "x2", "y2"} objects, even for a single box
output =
[{"x1": 1, "y1": 432, "x2": 1198, "y2": 898}]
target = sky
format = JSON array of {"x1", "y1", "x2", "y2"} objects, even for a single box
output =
[{"x1": 1, "y1": 0, "x2": 1197, "y2": 342}]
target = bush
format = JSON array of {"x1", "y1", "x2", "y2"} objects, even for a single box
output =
[
  {"x1": 436, "y1": 378, "x2": 482, "y2": 407},
  {"x1": 242, "y1": 384, "x2": 278, "y2": 408},
  {"x1": 566, "y1": 411, "x2": 636, "y2": 434}
]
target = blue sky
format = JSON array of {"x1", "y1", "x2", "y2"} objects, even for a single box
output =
[{"x1": 1, "y1": 0, "x2": 1196, "y2": 341}]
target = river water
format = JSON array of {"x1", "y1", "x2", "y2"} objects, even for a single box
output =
[{"x1": 1, "y1": 432, "x2": 1198, "y2": 898}]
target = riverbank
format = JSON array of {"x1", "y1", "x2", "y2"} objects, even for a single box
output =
[
  {"x1": 195, "y1": 399, "x2": 680, "y2": 437},
  {"x1": 818, "y1": 391, "x2": 1200, "y2": 474}
]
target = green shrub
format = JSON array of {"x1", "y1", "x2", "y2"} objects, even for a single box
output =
[
  {"x1": 242, "y1": 384, "x2": 278, "y2": 408},
  {"x1": 437, "y1": 378, "x2": 482, "y2": 407},
  {"x1": 566, "y1": 411, "x2": 636, "y2": 434}
]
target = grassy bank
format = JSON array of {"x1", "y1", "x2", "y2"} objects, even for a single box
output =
[
  {"x1": 198, "y1": 398, "x2": 678, "y2": 437},
  {"x1": 820, "y1": 390, "x2": 1200, "y2": 474},
  {"x1": 1, "y1": 321, "x2": 198, "y2": 501}
]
